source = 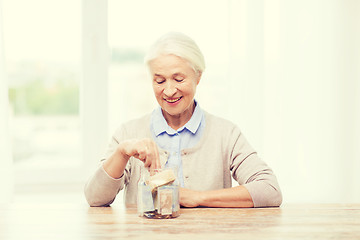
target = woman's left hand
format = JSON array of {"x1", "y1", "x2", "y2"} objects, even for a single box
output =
[{"x1": 179, "y1": 188, "x2": 202, "y2": 207}]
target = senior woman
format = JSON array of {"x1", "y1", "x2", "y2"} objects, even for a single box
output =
[{"x1": 84, "y1": 32, "x2": 282, "y2": 208}]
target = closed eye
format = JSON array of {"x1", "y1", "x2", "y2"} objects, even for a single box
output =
[
  {"x1": 173, "y1": 74, "x2": 185, "y2": 82},
  {"x1": 154, "y1": 76, "x2": 165, "y2": 84}
]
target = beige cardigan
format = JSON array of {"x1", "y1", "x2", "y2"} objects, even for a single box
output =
[{"x1": 84, "y1": 112, "x2": 282, "y2": 208}]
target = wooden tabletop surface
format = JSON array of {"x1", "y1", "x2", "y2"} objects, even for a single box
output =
[{"x1": 1, "y1": 203, "x2": 359, "y2": 239}]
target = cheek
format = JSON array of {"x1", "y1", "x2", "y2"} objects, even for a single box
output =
[
  {"x1": 185, "y1": 82, "x2": 197, "y2": 95},
  {"x1": 152, "y1": 84, "x2": 162, "y2": 97}
]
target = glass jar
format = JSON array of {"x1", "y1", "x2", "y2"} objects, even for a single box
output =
[{"x1": 137, "y1": 167, "x2": 180, "y2": 219}]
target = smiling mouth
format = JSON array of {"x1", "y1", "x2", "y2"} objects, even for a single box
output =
[{"x1": 165, "y1": 97, "x2": 182, "y2": 103}]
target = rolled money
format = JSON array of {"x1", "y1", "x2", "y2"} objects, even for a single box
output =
[
  {"x1": 156, "y1": 187, "x2": 173, "y2": 215},
  {"x1": 146, "y1": 169, "x2": 176, "y2": 192}
]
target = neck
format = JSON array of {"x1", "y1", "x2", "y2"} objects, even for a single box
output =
[{"x1": 162, "y1": 101, "x2": 196, "y2": 130}]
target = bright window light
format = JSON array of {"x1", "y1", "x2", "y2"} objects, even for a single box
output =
[{"x1": 3, "y1": 0, "x2": 81, "y2": 180}]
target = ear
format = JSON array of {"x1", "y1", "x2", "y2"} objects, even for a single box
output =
[{"x1": 196, "y1": 71, "x2": 202, "y2": 85}]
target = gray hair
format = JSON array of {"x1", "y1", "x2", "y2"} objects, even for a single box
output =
[{"x1": 144, "y1": 32, "x2": 206, "y2": 75}]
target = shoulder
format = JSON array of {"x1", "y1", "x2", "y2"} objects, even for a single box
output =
[
  {"x1": 201, "y1": 111, "x2": 243, "y2": 148},
  {"x1": 202, "y1": 111, "x2": 256, "y2": 157},
  {"x1": 122, "y1": 114, "x2": 151, "y2": 129},
  {"x1": 204, "y1": 111, "x2": 240, "y2": 135}
]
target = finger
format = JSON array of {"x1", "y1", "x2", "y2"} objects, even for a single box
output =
[
  {"x1": 146, "y1": 144, "x2": 157, "y2": 170},
  {"x1": 141, "y1": 147, "x2": 151, "y2": 168},
  {"x1": 151, "y1": 140, "x2": 160, "y2": 169},
  {"x1": 130, "y1": 139, "x2": 159, "y2": 170},
  {"x1": 146, "y1": 141, "x2": 160, "y2": 172},
  {"x1": 120, "y1": 140, "x2": 137, "y2": 158},
  {"x1": 137, "y1": 145, "x2": 148, "y2": 163}
]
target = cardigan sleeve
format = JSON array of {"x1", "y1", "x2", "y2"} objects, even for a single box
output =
[
  {"x1": 84, "y1": 125, "x2": 131, "y2": 207},
  {"x1": 229, "y1": 127, "x2": 282, "y2": 207},
  {"x1": 84, "y1": 163, "x2": 125, "y2": 207}
]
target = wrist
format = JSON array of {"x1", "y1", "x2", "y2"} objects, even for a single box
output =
[
  {"x1": 116, "y1": 142, "x2": 131, "y2": 162},
  {"x1": 196, "y1": 190, "x2": 206, "y2": 207},
  {"x1": 103, "y1": 145, "x2": 129, "y2": 179}
]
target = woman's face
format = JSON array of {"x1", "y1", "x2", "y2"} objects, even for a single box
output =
[{"x1": 149, "y1": 54, "x2": 201, "y2": 123}]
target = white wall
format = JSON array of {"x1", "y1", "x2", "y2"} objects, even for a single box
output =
[
  {"x1": 229, "y1": 0, "x2": 360, "y2": 203},
  {"x1": 0, "y1": 0, "x2": 13, "y2": 204}
]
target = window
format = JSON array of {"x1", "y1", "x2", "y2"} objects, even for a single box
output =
[{"x1": 3, "y1": 0, "x2": 82, "y2": 185}]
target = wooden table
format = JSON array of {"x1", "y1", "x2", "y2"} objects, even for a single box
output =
[{"x1": 1, "y1": 203, "x2": 359, "y2": 239}]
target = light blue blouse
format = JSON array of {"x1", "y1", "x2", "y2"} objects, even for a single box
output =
[{"x1": 150, "y1": 101, "x2": 205, "y2": 187}]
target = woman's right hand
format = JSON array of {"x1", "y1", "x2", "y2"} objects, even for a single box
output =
[
  {"x1": 103, "y1": 138, "x2": 160, "y2": 179},
  {"x1": 118, "y1": 138, "x2": 160, "y2": 170}
]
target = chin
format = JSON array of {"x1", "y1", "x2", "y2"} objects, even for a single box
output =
[{"x1": 163, "y1": 109, "x2": 181, "y2": 117}]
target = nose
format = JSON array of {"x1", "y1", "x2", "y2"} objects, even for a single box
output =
[{"x1": 163, "y1": 80, "x2": 177, "y2": 97}]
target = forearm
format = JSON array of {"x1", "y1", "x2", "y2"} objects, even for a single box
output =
[
  {"x1": 199, "y1": 186, "x2": 254, "y2": 208},
  {"x1": 180, "y1": 186, "x2": 254, "y2": 208}
]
